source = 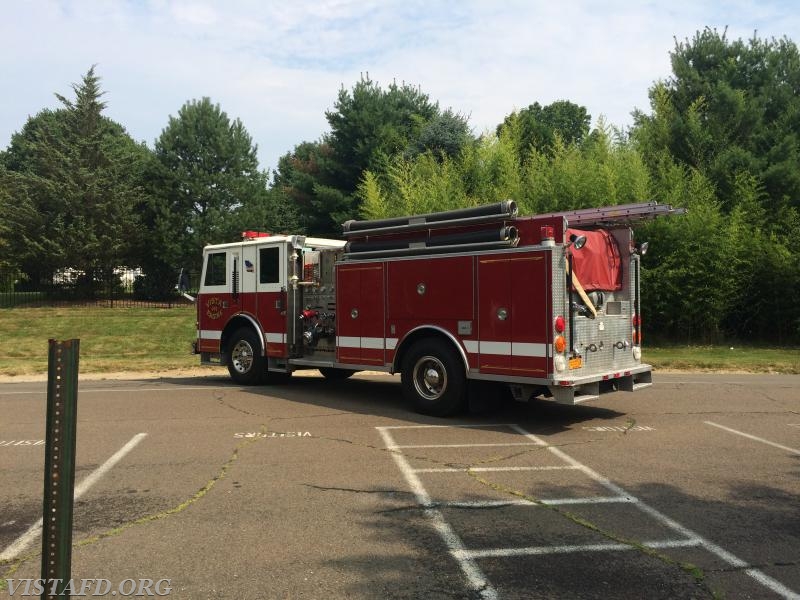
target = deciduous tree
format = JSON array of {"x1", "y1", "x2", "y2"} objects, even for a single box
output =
[
  {"x1": 498, "y1": 100, "x2": 591, "y2": 157},
  {"x1": 144, "y1": 97, "x2": 273, "y2": 275}
]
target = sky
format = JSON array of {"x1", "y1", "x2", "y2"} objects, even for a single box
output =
[{"x1": 2, "y1": 1, "x2": 799, "y2": 173}]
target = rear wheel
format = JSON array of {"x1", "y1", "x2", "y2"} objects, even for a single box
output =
[
  {"x1": 401, "y1": 338, "x2": 466, "y2": 417},
  {"x1": 226, "y1": 328, "x2": 266, "y2": 385},
  {"x1": 319, "y1": 367, "x2": 356, "y2": 380}
]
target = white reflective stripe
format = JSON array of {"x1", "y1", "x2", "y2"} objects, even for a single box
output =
[
  {"x1": 332, "y1": 336, "x2": 545, "y2": 356},
  {"x1": 512, "y1": 342, "x2": 547, "y2": 357},
  {"x1": 361, "y1": 337, "x2": 385, "y2": 349},
  {"x1": 199, "y1": 330, "x2": 222, "y2": 340},
  {"x1": 479, "y1": 341, "x2": 512, "y2": 355},
  {"x1": 463, "y1": 340, "x2": 479, "y2": 354},
  {"x1": 336, "y1": 336, "x2": 387, "y2": 349},
  {"x1": 265, "y1": 332, "x2": 285, "y2": 344},
  {"x1": 463, "y1": 340, "x2": 547, "y2": 357},
  {"x1": 337, "y1": 336, "x2": 361, "y2": 348}
]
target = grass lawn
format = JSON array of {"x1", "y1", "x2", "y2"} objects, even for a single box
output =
[
  {"x1": 645, "y1": 345, "x2": 799, "y2": 374},
  {"x1": 0, "y1": 307, "x2": 797, "y2": 377},
  {"x1": 0, "y1": 307, "x2": 197, "y2": 377}
]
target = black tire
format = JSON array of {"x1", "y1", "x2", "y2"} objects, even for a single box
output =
[
  {"x1": 401, "y1": 338, "x2": 466, "y2": 417},
  {"x1": 319, "y1": 367, "x2": 356, "y2": 380},
  {"x1": 226, "y1": 327, "x2": 266, "y2": 385}
]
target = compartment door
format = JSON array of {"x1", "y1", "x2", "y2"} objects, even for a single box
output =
[
  {"x1": 477, "y1": 257, "x2": 512, "y2": 374},
  {"x1": 478, "y1": 253, "x2": 549, "y2": 376},
  {"x1": 510, "y1": 254, "x2": 549, "y2": 377},
  {"x1": 336, "y1": 264, "x2": 385, "y2": 365}
]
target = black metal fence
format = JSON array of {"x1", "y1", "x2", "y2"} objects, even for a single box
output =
[{"x1": 0, "y1": 269, "x2": 200, "y2": 308}]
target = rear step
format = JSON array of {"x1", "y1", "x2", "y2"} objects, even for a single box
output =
[
  {"x1": 618, "y1": 370, "x2": 653, "y2": 392},
  {"x1": 549, "y1": 381, "x2": 601, "y2": 405},
  {"x1": 548, "y1": 371, "x2": 653, "y2": 405}
]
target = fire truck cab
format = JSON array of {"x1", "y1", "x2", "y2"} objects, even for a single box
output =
[{"x1": 195, "y1": 201, "x2": 683, "y2": 416}]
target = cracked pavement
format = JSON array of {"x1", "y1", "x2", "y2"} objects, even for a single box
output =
[{"x1": 1, "y1": 371, "x2": 799, "y2": 599}]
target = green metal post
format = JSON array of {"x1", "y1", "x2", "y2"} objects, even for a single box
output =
[{"x1": 41, "y1": 339, "x2": 80, "y2": 599}]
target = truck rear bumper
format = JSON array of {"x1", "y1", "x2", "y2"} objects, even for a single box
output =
[{"x1": 548, "y1": 365, "x2": 652, "y2": 405}]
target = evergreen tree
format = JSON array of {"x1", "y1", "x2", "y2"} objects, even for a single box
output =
[
  {"x1": 0, "y1": 67, "x2": 148, "y2": 288},
  {"x1": 326, "y1": 75, "x2": 439, "y2": 195},
  {"x1": 407, "y1": 109, "x2": 473, "y2": 160},
  {"x1": 271, "y1": 140, "x2": 348, "y2": 235},
  {"x1": 634, "y1": 28, "x2": 800, "y2": 212}
]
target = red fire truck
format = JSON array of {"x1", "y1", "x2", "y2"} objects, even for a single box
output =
[{"x1": 194, "y1": 201, "x2": 683, "y2": 416}]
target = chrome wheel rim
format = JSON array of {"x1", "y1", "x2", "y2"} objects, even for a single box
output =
[
  {"x1": 412, "y1": 355, "x2": 447, "y2": 401},
  {"x1": 231, "y1": 339, "x2": 254, "y2": 374}
]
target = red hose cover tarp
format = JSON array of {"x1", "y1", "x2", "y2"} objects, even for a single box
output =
[{"x1": 567, "y1": 228, "x2": 622, "y2": 291}]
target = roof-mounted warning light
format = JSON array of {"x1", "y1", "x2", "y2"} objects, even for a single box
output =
[{"x1": 242, "y1": 231, "x2": 271, "y2": 240}]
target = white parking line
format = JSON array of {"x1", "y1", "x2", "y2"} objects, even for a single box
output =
[
  {"x1": 704, "y1": 421, "x2": 800, "y2": 455},
  {"x1": 0, "y1": 433, "x2": 147, "y2": 562},
  {"x1": 459, "y1": 538, "x2": 702, "y2": 559},
  {"x1": 381, "y1": 424, "x2": 518, "y2": 430},
  {"x1": 379, "y1": 423, "x2": 800, "y2": 600},
  {"x1": 413, "y1": 466, "x2": 580, "y2": 473},
  {"x1": 443, "y1": 496, "x2": 637, "y2": 508},
  {"x1": 389, "y1": 443, "x2": 540, "y2": 449},
  {"x1": 377, "y1": 427, "x2": 499, "y2": 600},
  {"x1": 511, "y1": 424, "x2": 800, "y2": 600}
]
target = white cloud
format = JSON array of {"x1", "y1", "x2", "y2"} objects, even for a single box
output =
[
  {"x1": 170, "y1": 2, "x2": 219, "y2": 27},
  {"x1": 1, "y1": 0, "x2": 799, "y2": 172}
]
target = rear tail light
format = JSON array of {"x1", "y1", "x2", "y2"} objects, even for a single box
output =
[
  {"x1": 554, "y1": 315, "x2": 565, "y2": 333},
  {"x1": 632, "y1": 314, "x2": 642, "y2": 345},
  {"x1": 554, "y1": 335, "x2": 567, "y2": 353}
]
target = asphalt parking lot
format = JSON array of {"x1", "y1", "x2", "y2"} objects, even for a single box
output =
[{"x1": 1, "y1": 371, "x2": 798, "y2": 599}]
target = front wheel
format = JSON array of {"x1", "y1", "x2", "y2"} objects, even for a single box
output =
[
  {"x1": 226, "y1": 328, "x2": 266, "y2": 385},
  {"x1": 401, "y1": 338, "x2": 466, "y2": 417}
]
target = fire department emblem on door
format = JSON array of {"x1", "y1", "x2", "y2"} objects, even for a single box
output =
[{"x1": 206, "y1": 297, "x2": 223, "y2": 319}]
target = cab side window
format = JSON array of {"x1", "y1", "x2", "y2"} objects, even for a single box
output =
[
  {"x1": 260, "y1": 247, "x2": 280, "y2": 284},
  {"x1": 204, "y1": 252, "x2": 227, "y2": 286}
]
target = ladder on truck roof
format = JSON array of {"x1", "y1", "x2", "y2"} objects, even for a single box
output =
[{"x1": 539, "y1": 202, "x2": 686, "y2": 227}]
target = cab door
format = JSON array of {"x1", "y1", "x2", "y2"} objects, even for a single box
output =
[
  {"x1": 239, "y1": 244, "x2": 258, "y2": 315},
  {"x1": 254, "y1": 243, "x2": 288, "y2": 358},
  {"x1": 198, "y1": 247, "x2": 240, "y2": 353}
]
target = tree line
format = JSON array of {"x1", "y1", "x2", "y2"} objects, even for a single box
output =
[{"x1": 1, "y1": 28, "x2": 798, "y2": 343}]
